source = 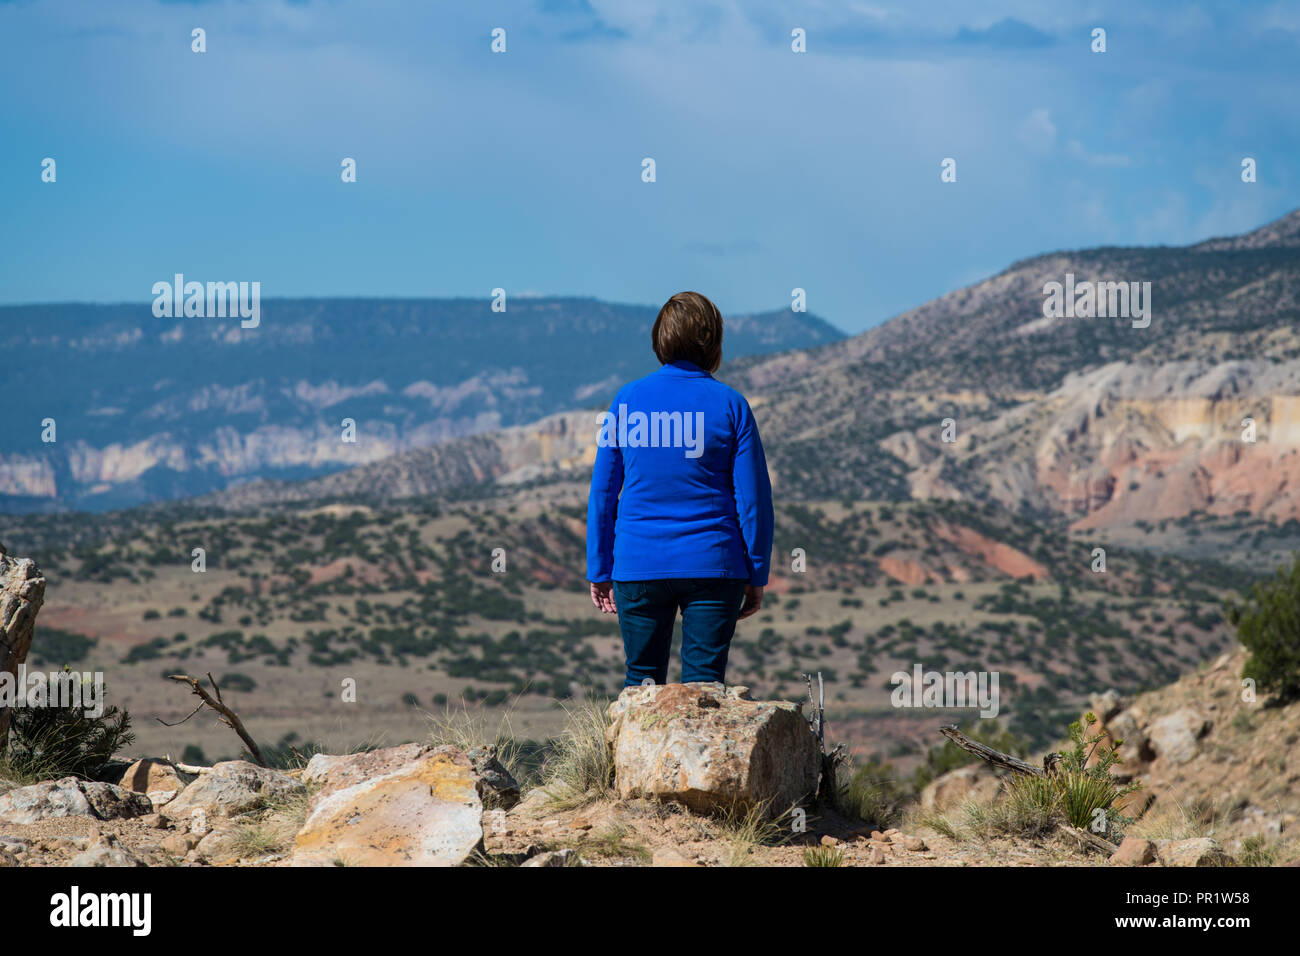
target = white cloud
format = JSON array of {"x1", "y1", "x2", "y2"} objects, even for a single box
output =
[{"x1": 1017, "y1": 108, "x2": 1057, "y2": 152}]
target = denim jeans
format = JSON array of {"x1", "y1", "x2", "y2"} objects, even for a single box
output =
[{"x1": 612, "y1": 578, "x2": 749, "y2": 687}]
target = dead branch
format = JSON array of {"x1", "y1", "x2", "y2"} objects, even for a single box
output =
[
  {"x1": 161, "y1": 672, "x2": 267, "y2": 767},
  {"x1": 170, "y1": 760, "x2": 213, "y2": 775},
  {"x1": 939, "y1": 724, "x2": 1044, "y2": 777},
  {"x1": 1056, "y1": 823, "x2": 1119, "y2": 856}
]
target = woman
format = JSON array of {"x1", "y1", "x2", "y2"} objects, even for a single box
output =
[{"x1": 587, "y1": 291, "x2": 774, "y2": 687}]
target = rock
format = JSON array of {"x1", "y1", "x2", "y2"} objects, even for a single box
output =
[
  {"x1": 1236, "y1": 806, "x2": 1284, "y2": 844},
  {"x1": 466, "y1": 746, "x2": 521, "y2": 810},
  {"x1": 161, "y1": 832, "x2": 201, "y2": 856},
  {"x1": 869, "y1": 846, "x2": 886, "y2": 864},
  {"x1": 187, "y1": 808, "x2": 210, "y2": 836},
  {"x1": 515, "y1": 788, "x2": 550, "y2": 813},
  {"x1": 303, "y1": 742, "x2": 430, "y2": 795},
  {"x1": 522, "y1": 848, "x2": 584, "y2": 867},
  {"x1": 292, "y1": 744, "x2": 484, "y2": 867},
  {"x1": 1110, "y1": 837, "x2": 1157, "y2": 866},
  {"x1": 820, "y1": 835, "x2": 840, "y2": 847},
  {"x1": 1090, "y1": 690, "x2": 1126, "y2": 722},
  {"x1": 605, "y1": 683, "x2": 821, "y2": 817},
  {"x1": 920, "y1": 763, "x2": 1002, "y2": 811},
  {"x1": 163, "y1": 761, "x2": 304, "y2": 820},
  {"x1": 1115, "y1": 788, "x2": 1156, "y2": 819},
  {"x1": 139, "y1": 813, "x2": 169, "y2": 830},
  {"x1": 652, "y1": 846, "x2": 700, "y2": 867},
  {"x1": 118, "y1": 758, "x2": 191, "y2": 805},
  {"x1": 0, "y1": 552, "x2": 46, "y2": 747},
  {"x1": 1107, "y1": 709, "x2": 1154, "y2": 772},
  {"x1": 0, "y1": 777, "x2": 152, "y2": 824},
  {"x1": 1155, "y1": 837, "x2": 1232, "y2": 867},
  {"x1": 0, "y1": 848, "x2": 17, "y2": 867},
  {"x1": 69, "y1": 835, "x2": 144, "y2": 867},
  {"x1": 1147, "y1": 710, "x2": 1209, "y2": 765},
  {"x1": 195, "y1": 827, "x2": 243, "y2": 864},
  {"x1": 901, "y1": 834, "x2": 928, "y2": 852}
]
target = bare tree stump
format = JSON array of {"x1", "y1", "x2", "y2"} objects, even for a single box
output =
[{"x1": 0, "y1": 549, "x2": 46, "y2": 748}]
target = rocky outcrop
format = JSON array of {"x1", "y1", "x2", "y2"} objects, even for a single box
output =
[
  {"x1": 0, "y1": 777, "x2": 152, "y2": 824},
  {"x1": 162, "y1": 760, "x2": 304, "y2": 821},
  {"x1": 0, "y1": 547, "x2": 46, "y2": 746},
  {"x1": 605, "y1": 683, "x2": 822, "y2": 817},
  {"x1": 291, "y1": 744, "x2": 486, "y2": 867}
]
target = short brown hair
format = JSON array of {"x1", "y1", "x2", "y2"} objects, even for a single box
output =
[{"x1": 651, "y1": 291, "x2": 723, "y2": 372}]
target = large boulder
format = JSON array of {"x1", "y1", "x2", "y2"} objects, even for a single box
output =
[
  {"x1": 118, "y1": 758, "x2": 193, "y2": 808},
  {"x1": 605, "y1": 683, "x2": 821, "y2": 817},
  {"x1": 0, "y1": 777, "x2": 152, "y2": 824},
  {"x1": 291, "y1": 744, "x2": 485, "y2": 867},
  {"x1": 1147, "y1": 709, "x2": 1209, "y2": 766},
  {"x1": 1155, "y1": 837, "x2": 1233, "y2": 867},
  {"x1": 163, "y1": 760, "x2": 304, "y2": 821}
]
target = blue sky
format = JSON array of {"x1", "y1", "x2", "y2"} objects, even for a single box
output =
[{"x1": 1, "y1": 0, "x2": 1297, "y2": 334}]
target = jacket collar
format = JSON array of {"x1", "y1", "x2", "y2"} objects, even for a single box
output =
[{"x1": 660, "y1": 359, "x2": 712, "y2": 377}]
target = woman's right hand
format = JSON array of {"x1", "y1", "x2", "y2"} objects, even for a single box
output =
[{"x1": 737, "y1": 585, "x2": 764, "y2": 620}]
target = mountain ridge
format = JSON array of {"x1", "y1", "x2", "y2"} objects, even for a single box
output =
[{"x1": 1, "y1": 297, "x2": 842, "y2": 513}]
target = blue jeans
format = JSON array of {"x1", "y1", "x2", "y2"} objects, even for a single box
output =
[{"x1": 613, "y1": 578, "x2": 749, "y2": 687}]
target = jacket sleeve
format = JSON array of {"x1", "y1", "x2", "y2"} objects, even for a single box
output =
[
  {"x1": 586, "y1": 403, "x2": 623, "y2": 582},
  {"x1": 732, "y1": 398, "x2": 774, "y2": 586}
]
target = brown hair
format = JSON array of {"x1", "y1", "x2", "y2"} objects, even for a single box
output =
[{"x1": 651, "y1": 291, "x2": 724, "y2": 372}]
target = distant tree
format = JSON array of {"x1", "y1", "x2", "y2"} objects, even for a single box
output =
[{"x1": 1226, "y1": 552, "x2": 1300, "y2": 701}]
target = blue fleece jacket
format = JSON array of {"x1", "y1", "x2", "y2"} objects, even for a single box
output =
[{"x1": 586, "y1": 359, "x2": 775, "y2": 586}]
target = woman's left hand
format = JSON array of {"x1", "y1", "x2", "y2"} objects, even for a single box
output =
[
  {"x1": 737, "y1": 585, "x2": 764, "y2": 620},
  {"x1": 590, "y1": 581, "x2": 617, "y2": 613}
]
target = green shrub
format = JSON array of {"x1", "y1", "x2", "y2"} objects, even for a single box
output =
[
  {"x1": 1042, "y1": 713, "x2": 1141, "y2": 838},
  {"x1": 802, "y1": 845, "x2": 846, "y2": 867},
  {"x1": 4, "y1": 675, "x2": 134, "y2": 780},
  {"x1": 1226, "y1": 553, "x2": 1300, "y2": 701}
]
